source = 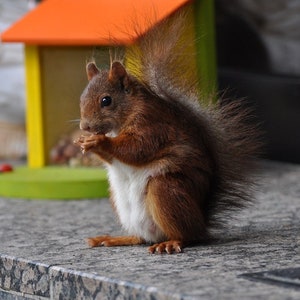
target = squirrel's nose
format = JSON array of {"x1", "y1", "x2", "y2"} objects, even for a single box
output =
[{"x1": 80, "y1": 121, "x2": 91, "y2": 132}]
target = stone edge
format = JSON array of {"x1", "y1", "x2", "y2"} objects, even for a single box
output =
[{"x1": 0, "y1": 254, "x2": 184, "y2": 300}]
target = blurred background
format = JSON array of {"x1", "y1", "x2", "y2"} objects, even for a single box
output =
[
  {"x1": 0, "y1": 0, "x2": 29, "y2": 160},
  {"x1": 0, "y1": 0, "x2": 299, "y2": 164},
  {"x1": 216, "y1": 0, "x2": 300, "y2": 163}
]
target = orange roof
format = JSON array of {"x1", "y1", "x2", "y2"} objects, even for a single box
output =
[{"x1": 1, "y1": 0, "x2": 191, "y2": 45}]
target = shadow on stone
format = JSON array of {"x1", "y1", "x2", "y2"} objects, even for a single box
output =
[{"x1": 241, "y1": 268, "x2": 300, "y2": 290}]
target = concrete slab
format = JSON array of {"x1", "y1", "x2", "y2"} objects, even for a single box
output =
[{"x1": 0, "y1": 160, "x2": 300, "y2": 299}]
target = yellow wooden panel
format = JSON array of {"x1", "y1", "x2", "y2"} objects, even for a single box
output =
[
  {"x1": 39, "y1": 46, "x2": 110, "y2": 164},
  {"x1": 24, "y1": 45, "x2": 45, "y2": 167}
]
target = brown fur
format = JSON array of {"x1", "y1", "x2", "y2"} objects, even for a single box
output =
[{"x1": 75, "y1": 12, "x2": 261, "y2": 254}]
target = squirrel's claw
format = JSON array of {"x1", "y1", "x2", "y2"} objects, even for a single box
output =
[
  {"x1": 148, "y1": 240, "x2": 182, "y2": 254},
  {"x1": 73, "y1": 135, "x2": 85, "y2": 145},
  {"x1": 73, "y1": 136, "x2": 87, "y2": 153},
  {"x1": 74, "y1": 134, "x2": 104, "y2": 154}
]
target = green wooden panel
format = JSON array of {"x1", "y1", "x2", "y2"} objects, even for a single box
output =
[{"x1": 0, "y1": 166, "x2": 109, "y2": 199}]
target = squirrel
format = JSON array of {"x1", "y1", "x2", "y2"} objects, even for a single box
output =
[{"x1": 74, "y1": 11, "x2": 260, "y2": 254}]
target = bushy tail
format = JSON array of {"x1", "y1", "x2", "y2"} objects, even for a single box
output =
[
  {"x1": 204, "y1": 99, "x2": 262, "y2": 226},
  {"x1": 125, "y1": 8, "x2": 201, "y2": 102}
]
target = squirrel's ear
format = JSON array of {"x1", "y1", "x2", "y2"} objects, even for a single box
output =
[
  {"x1": 86, "y1": 62, "x2": 100, "y2": 81},
  {"x1": 109, "y1": 61, "x2": 129, "y2": 87}
]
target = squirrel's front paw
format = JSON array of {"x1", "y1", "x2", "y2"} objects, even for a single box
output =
[{"x1": 74, "y1": 134, "x2": 105, "y2": 154}]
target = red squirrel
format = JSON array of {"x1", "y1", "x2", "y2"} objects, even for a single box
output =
[{"x1": 74, "y1": 13, "x2": 260, "y2": 254}]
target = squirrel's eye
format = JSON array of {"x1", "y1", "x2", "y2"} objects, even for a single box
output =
[{"x1": 100, "y1": 96, "x2": 112, "y2": 108}]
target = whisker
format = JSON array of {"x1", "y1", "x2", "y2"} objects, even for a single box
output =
[{"x1": 68, "y1": 119, "x2": 80, "y2": 124}]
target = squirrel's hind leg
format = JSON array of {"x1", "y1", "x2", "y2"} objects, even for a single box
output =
[
  {"x1": 87, "y1": 235, "x2": 145, "y2": 247},
  {"x1": 145, "y1": 173, "x2": 208, "y2": 249}
]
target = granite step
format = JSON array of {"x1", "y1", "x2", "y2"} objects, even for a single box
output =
[{"x1": 1, "y1": 160, "x2": 300, "y2": 299}]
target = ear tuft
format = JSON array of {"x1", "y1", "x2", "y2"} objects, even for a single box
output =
[
  {"x1": 109, "y1": 61, "x2": 127, "y2": 83},
  {"x1": 86, "y1": 62, "x2": 100, "y2": 81}
]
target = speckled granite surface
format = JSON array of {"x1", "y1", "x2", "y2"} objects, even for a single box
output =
[{"x1": 0, "y1": 160, "x2": 300, "y2": 299}]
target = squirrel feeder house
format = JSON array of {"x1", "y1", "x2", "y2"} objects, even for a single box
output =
[{"x1": 0, "y1": 0, "x2": 216, "y2": 199}]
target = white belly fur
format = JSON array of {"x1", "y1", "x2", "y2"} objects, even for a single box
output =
[{"x1": 106, "y1": 159, "x2": 165, "y2": 243}]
